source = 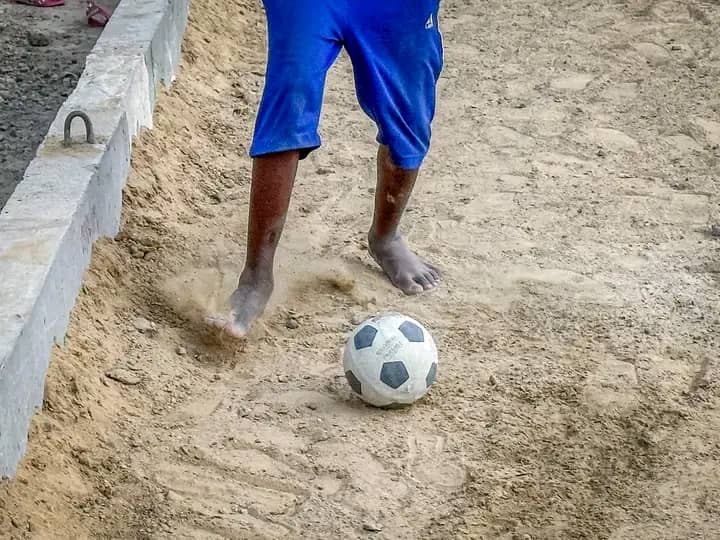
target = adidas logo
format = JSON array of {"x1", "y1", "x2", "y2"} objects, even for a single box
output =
[{"x1": 425, "y1": 14, "x2": 434, "y2": 29}]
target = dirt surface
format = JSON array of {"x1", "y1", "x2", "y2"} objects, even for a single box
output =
[
  {"x1": 0, "y1": 0, "x2": 118, "y2": 208},
  {"x1": 2, "y1": 0, "x2": 720, "y2": 538}
]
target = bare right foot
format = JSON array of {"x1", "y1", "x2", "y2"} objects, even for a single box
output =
[
  {"x1": 368, "y1": 232, "x2": 441, "y2": 295},
  {"x1": 205, "y1": 269, "x2": 273, "y2": 339}
]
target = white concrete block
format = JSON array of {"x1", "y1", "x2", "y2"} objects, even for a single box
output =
[{"x1": 0, "y1": 0, "x2": 190, "y2": 477}]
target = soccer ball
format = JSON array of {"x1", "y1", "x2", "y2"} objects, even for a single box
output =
[{"x1": 343, "y1": 313, "x2": 438, "y2": 407}]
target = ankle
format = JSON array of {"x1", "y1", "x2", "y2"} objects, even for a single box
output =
[
  {"x1": 368, "y1": 229, "x2": 401, "y2": 250},
  {"x1": 239, "y1": 265, "x2": 274, "y2": 288}
]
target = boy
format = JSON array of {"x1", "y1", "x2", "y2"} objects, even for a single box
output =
[{"x1": 209, "y1": 0, "x2": 444, "y2": 338}]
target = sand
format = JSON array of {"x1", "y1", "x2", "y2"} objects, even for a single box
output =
[{"x1": 1, "y1": 0, "x2": 720, "y2": 538}]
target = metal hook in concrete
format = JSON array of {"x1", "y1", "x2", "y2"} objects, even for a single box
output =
[{"x1": 63, "y1": 111, "x2": 96, "y2": 146}]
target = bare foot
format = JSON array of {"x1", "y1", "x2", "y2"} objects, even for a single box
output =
[
  {"x1": 368, "y1": 233, "x2": 441, "y2": 295},
  {"x1": 205, "y1": 270, "x2": 273, "y2": 338}
]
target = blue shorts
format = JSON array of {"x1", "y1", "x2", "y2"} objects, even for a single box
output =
[{"x1": 250, "y1": 0, "x2": 443, "y2": 169}]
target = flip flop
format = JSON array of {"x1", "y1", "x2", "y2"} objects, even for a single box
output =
[
  {"x1": 86, "y1": 0, "x2": 111, "y2": 27},
  {"x1": 15, "y1": 0, "x2": 65, "y2": 6}
]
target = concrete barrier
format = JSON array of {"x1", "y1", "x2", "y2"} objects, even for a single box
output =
[{"x1": 0, "y1": 0, "x2": 190, "y2": 477}]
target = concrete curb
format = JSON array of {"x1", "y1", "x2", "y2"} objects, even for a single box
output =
[{"x1": 0, "y1": 0, "x2": 190, "y2": 477}]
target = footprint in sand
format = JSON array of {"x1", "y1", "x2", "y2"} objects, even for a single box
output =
[
  {"x1": 311, "y1": 440, "x2": 409, "y2": 515},
  {"x1": 153, "y1": 458, "x2": 298, "y2": 537},
  {"x1": 694, "y1": 117, "x2": 720, "y2": 147},
  {"x1": 583, "y1": 357, "x2": 639, "y2": 412},
  {"x1": 406, "y1": 431, "x2": 466, "y2": 490},
  {"x1": 632, "y1": 42, "x2": 670, "y2": 65},
  {"x1": 664, "y1": 134, "x2": 702, "y2": 155},
  {"x1": 588, "y1": 127, "x2": 640, "y2": 152},
  {"x1": 505, "y1": 267, "x2": 625, "y2": 306},
  {"x1": 485, "y1": 125, "x2": 535, "y2": 148},
  {"x1": 602, "y1": 82, "x2": 638, "y2": 101},
  {"x1": 550, "y1": 73, "x2": 594, "y2": 91}
]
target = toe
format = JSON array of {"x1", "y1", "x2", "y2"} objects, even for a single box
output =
[
  {"x1": 227, "y1": 311, "x2": 252, "y2": 338},
  {"x1": 205, "y1": 313, "x2": 227, "y2": 330},
  {"x1": 397, "y1": 275, "x2": 424, "y2": 295},
  {"x1": 424, "y1": 271, "x2": 438, "y2": 287},
  {"x1": 415, "y1": 274, "x2": 434, "y2": 291},
  {"x1": 223, "y1": 321, "x2": 249, "y2": 339},
  {"x1": 205, "y1": 313, "x2": 249, "y2": 339}
]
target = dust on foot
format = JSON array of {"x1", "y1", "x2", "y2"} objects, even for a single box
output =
[
  {"x1": 205, "y1": 271, "x2": 273, "y2": 338},
  {"x1": 368, "y1": 233, "x2": 440, "y2": 295}
]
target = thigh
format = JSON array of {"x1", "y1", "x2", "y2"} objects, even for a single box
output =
[
  {"x1": 252, "y1": 1, "x2": 346, "y2": 157},
  {"x1": 344, "y1": 0, "x2": 443, "y2": 167},
  {"x1": 262, "y1": 0, "x2": 343, "y2": 74}
]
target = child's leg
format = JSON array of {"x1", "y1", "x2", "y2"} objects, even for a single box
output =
[
  {"x1": 207, "y1": 0, "x2": 341, "y2": 337},
  {"x1": 207, "y1": 151, "x2": 298, "y2": 338},
  {"x1": 369, "y1": 146, "x2": 441, "y2": 295},
  {"x1": 346, "y1": 0, "x2": 444, "y2": 294}
]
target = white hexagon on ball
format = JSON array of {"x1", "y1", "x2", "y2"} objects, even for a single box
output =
[{"x1": 343, "y1": 313, "x2": 438, "y2": 407}]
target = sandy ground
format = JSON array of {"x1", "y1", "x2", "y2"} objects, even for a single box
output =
[
  {"x1": 0, "y1": 0, "x2": 118, "y2": 208},
  {"x1": 2, "y1": 0, "x2": 720, "y2": 538}
]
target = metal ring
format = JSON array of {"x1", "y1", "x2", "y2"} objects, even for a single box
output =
[
  {"x1": 61, "y1": 72, "x2": 78, "y2": 85},
  {"x1": 63, "y1": 111, "x2": 96, "y2": 145}
]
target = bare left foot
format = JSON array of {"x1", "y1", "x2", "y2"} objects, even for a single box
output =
[
  {"x1": 205, "y1": 269, "x2": 273, "y2": 338},
  {"x1": 368, "y1": 232, "x2": 440, "y2": 295}
]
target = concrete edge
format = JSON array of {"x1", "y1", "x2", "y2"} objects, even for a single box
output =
[{"x1": 0, "y1": 0, "x2": 190, "y2": 477}]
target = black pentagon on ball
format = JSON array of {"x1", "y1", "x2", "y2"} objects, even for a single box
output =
[
  {"x1": 354, "y1": 325, "x2": 378, "y2": 350},
  {"x1": 345, "y1": 370, "x2": 362, "y2": 395},
  {"x1": 398, "y1": 320, "x2": 424, "y2": 342},
  {"x1": 380, "y1": 361, "x2": 410, "y2": 389},
  {"x1": 426, "y1": 362, "x2": 438, "y2": 387}
]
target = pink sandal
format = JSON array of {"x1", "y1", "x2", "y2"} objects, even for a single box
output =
[
  {"x1": 15, "y1": 0, "x2": 65, "y2": 6},
  {"x1": 86, "y1": 0, "x2": 111, "y2": 27}
]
